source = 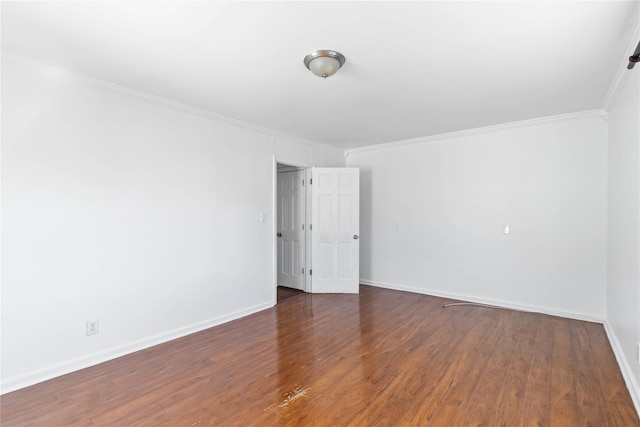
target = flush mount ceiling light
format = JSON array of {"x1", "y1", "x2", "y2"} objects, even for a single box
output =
[{"x1": 303, "y1": 50, "x2": 346, "y2": 79}]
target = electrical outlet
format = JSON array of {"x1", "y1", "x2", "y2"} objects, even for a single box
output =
[{"x1": 86, "y1": 319, "x2": 99, "y2": 336}]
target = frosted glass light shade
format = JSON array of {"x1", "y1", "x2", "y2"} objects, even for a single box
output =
[
  {"x1": 304, "y1": 50, "x2": 346, "y2": 79},
  {"x1": 308, "y1": 56, "x2": 341, "y2": 78}
]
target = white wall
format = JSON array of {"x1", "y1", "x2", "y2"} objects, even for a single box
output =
[
  {"x1": 0, "y1": 55, "x2": 344, "y2": 392},
  {"x1": 347, "y1": 114, "x2": 608, "y2": 320},
  {"x1": 607, "y1": 65, "x2": 640, "y2": 407}
]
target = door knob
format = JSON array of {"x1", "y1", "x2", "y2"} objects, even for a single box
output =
[
  {"x1": 277, "y1": 232, "x2": 282, "y2": 237},
  {"x1": 353, "y1": 234, "x2": 359, "y2": 240}
]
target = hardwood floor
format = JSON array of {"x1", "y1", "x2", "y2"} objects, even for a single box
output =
[
  {"x1": 277, "y1": 285, "x2": 304, "y2": 302},
  {"x1": 2, "y1": 285, "x2": 638, "y2": 426}
]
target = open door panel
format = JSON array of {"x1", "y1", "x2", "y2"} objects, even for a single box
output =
[{"x1": 310, "y1": 167, "x2": 360, "y2": 293}]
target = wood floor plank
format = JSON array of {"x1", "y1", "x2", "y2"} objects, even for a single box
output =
[
  {"x1": 1, "y1": 285, "x2": 638, "y2": 426},
  {"x1": 550, "y1": 355, "x2": 579, "y2": 423},
  {"x1": 550, "y1": 360, "x2": 579, "y2": 427},
  {"x1": 549, "y1": 317, "x2": 580, "y2": 427},
  {"x1": 521, "y1": 314, "x2": 553, "y2": 426},
  {"x1": 584, "y1": 321, "x2": 640, "y2": 426},
  {"x1": 457, "y1": 309, "x2": 530, "y2": 426},
  {"x1": 488, "y1": 311, "x2": 541, "y2": 426},
  {"x1": 397, "y1": 307, "x2": 499, "y2": 425},
  {"x1": 571, "y1": 319, "x2": 611, "y2": 426},
  {"x1": 425, "y1": 308, "x2": 513, "y2": 426}
]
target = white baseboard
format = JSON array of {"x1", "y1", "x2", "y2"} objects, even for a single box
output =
[
  {"x1": 603, "y1": 321, "x2": 640, "y2": 415},
  {"x1": 1, "y1": 301, "x2": 274, "y2": 395},
  {"x1": 360, "y1": 279, "x2": 604, "y2": 323}
]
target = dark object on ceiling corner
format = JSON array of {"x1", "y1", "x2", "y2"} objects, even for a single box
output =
[{"x1": 628, "y1": 40, "x2": 640, "y2": 69}]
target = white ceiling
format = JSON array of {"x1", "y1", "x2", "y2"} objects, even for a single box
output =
[{"x1": 2, "y1": 1, "x2": 639, "y2": 150}]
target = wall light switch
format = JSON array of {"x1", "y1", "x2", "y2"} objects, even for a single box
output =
[{"x1": 393, "y1": 222, "x2": 400, "y2": 231}]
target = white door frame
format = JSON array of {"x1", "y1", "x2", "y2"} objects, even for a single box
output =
[{"x1": 272, "y1": 156, "x2": 313, "y2": 303}]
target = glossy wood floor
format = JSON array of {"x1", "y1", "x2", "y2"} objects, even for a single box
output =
[
  {"x1": 277, "y1": 285, "x2": 304, "y2": 302},
  {"x1": 2, "y1": 286, "x2": 638, "y2": 426}
]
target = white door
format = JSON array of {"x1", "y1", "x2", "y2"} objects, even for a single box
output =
[
  {"x1": 311, "y1": 167, "x2": 360, "y2": 293},
  {"x1": 277, "y1": 170, "x2": 305, "y2": 290}
]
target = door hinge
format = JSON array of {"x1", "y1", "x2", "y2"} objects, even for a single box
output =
[
  {"x1": 302, "y1": 268, "x2": 304, "y2": 274},
  {"x1": 310, "y1": 269, "x2": 312, "y2": 275},
  {"x1": 310, "y1": 178, "x2": 312, "y2": 184},
  {"x1": 310, "y1": 224, "x2": 312, "y2": 230},
  {"x1": 302, "y1": 179, "x2": 304, "y2": 186},
  {"x1": 302, "y1": 224, "x2": 304, "y2": 230}
]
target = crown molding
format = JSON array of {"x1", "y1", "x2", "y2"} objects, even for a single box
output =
[
  {"x1": 346, "y1": 109, "x2": 607, "y2": 156},
  {"x1": 2, "y1": 51, "x2": 344, "y2": 154},
  {"x1": 602, "y1": 21, "x2": 640, "y2": 112}
]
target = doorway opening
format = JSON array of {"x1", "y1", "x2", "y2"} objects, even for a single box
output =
[
  {"x1": 276, "y1": 162, "x2": 311, "y2": 302},
  {"x1": 273, "y1": 161, "x2": 361, "y2": 302}
]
